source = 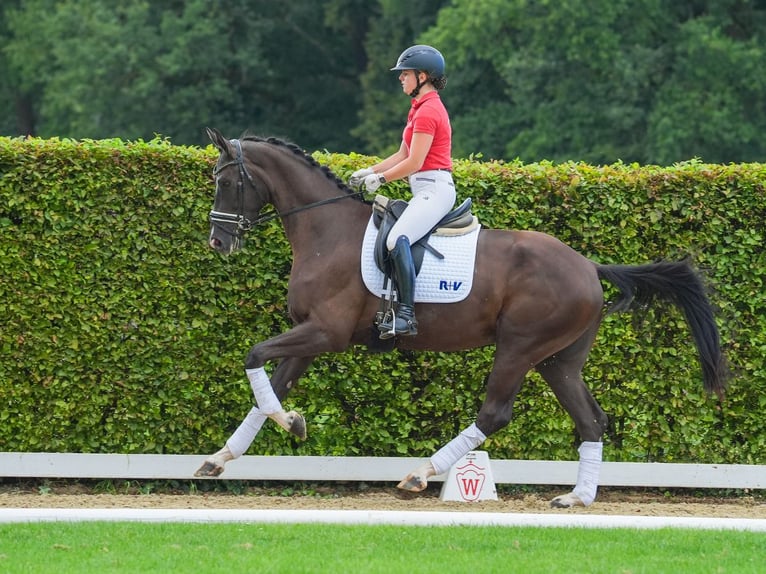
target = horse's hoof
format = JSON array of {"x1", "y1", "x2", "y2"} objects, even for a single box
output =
[
  {"x1": 397, "y1": 475, "x2": 427, "y2": 492},
  {"x1": 287, "y1": 410, "x2": 307, "y2": 440},
  {"x1": 550, "y1": 493, "x2": 584, "y2": 508},
  {"x1": 194, "y1": 461, "x2": 224, "y2": 478}
]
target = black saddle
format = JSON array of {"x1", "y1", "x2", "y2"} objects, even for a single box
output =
[{"x1": 371, "y1": 195, "x2": 476, "y2": 275}]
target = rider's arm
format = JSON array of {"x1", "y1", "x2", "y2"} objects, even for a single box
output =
[
  {"x1": 371, "y1": 141, "x2": 408, "y2": 175},
  {"x1": 376, "y1": 132, "x2": 434, "y2": 183}
]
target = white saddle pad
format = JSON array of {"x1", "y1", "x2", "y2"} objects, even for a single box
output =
[{"x1": 360, "y1": 216, "x2": 481, "y2": 303}]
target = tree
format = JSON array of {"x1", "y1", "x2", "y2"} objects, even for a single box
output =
[
  {"x1": 1, "y1": 0, "x2": 48, "y2": 136},
  {"x1": 353, "y1": 0, "x2": 451, "y2": 156},
  {"x1": 647, "y1": 12, "x2": 766, "y2": 163},
  {"x1": 1, "y1": 0, "x2": 765, "y2": 161},
  {"x1": 0, "y1": 0, "x2": 369, "y2": 150},
  {"x1": 421, "y1": 0, "x2": 766, "y2": 164},
  {"x1": 422, "y1": 0, "x2": 676, "y2": 162}
]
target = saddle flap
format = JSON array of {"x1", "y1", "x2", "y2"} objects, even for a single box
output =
[{"x1": 372, "y1": 195, "x2": 408, "y2": 228}]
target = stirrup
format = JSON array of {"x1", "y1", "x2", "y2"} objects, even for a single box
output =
[{"x1": 378, "y1": 311, "x2": 418, "y2": 340}]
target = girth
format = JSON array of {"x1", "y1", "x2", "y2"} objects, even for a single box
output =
[{"x1": 371, "y1": 195, "x2": 478, "y2": 274}]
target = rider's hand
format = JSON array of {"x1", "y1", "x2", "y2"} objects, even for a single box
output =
[
  {"x1": 362, "y1": 173, "x2": 386, "y2": 193},
  {"x1": 348, "y1": 167, "x2": 374, "y2": 188}
]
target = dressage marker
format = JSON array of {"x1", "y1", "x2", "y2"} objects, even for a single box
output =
[{"x1": 440, "y1": 451, "x2": 498, "y2": 502}]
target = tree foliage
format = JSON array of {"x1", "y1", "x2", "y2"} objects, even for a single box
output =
[
  {"x1": 422, "y1": 0, "x2": 766, "y2": 163},
  {"x1": 1, "y1": 0, "x2": 765, "y2": 161},
  {"x1": 1, "y1": 0, "x2": 368, "y2": 151}
]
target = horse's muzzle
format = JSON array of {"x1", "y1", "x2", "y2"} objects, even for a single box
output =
[
  {"x1": 208, "y1": 236, "x2": 224, "y2": 251},
  {"x1": 208, "y1": 230, "x2": 240, "y2": 255}
]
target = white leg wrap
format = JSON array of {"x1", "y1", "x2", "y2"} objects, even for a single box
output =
[
  {"x1": 225, "y1": 407, "x2": 267, "y2": 458},
  {"x1": 430, "y1": 423, "x2": 487, "y2": 476},
  {"x1": 246, "y1": 367, "x2": 281, "y2": 415},
  {"x1": 572, "y1": 441, "x2": 603, "y2": 506}
]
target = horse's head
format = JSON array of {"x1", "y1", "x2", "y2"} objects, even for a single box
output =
[{"x1": 206, "y1": 127, "x2": 267, "y2": 255}]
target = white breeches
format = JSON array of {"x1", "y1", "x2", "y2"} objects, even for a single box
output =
[{"x1": 386, "y1": 170, "x2": 456, "y2": 251}]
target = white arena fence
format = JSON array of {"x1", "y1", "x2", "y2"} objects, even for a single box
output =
[{"x1": 1, "y1": 452, "x2": 764, "y2": 489}]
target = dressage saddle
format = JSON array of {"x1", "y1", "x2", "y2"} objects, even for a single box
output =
[{"x1": 371, "y1": 194, "x2": 478, "y2": 274}]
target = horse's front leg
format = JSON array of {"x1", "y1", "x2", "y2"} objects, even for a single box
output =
[
  {"x1": 246, "y1": 365, "x2": 308, "y2": 439},
  {"x1": 194, "y1": 355, "x2": 315, "y2": 477},
  {"x1": 242, "y1": 322, "x2": 345, "y2": 438}
]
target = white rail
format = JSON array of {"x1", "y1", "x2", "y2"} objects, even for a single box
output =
[{"x1": 1, "y1": 453, "x2": 763, "y2": 489}]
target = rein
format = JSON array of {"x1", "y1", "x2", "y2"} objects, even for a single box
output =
[{"x1": 209, "y1": 139, "x2": 365, "y2": 236}]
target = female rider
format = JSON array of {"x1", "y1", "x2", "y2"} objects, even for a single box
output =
[{"x1": 349, "y1": 45, "x2": 455, "y2": 339}]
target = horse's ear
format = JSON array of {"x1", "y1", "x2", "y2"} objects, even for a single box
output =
[{"x1": 206, "y1": 127, "x2": 235, "y2": 157}]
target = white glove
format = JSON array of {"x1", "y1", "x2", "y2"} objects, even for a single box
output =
[
  {"x1": 348, "y1": 167, "x2": 374, "y2": 188},
  {"x1": 362, "y1": 172, "x2": 386, "y2": 193}
]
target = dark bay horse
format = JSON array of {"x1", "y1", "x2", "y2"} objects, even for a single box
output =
[{"x1": 195, "y1": 128, "x2": 728, "y2": 507}]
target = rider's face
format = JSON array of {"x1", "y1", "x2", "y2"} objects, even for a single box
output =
[{"x1": 399, "y1": 69, "x2": 422, "y2": 95}]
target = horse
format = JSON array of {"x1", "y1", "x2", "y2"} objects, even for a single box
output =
[{"x1": 194, "y1": 127, "x2": 728, "y2": 507}]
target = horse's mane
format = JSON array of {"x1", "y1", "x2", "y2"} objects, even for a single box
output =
[{"x1": 242, "y1": 135, "x2": 368, "y2": 204}]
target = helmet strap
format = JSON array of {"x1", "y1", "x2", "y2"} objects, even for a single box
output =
[{"x1": 408, "y1": 71, "x2": 426, "y2": 98}]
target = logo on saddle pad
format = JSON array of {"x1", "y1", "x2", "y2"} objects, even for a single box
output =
[
  {"x1": 440, "y1": 280, "x2": 463, "y2": 291},
  {"x1": 360, "y1": 216, "x2": 481, "y2": 304}
]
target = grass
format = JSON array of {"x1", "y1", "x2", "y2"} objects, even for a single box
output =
[{"x1": 0, "y1": 522, "x2": 764, "y2": 574}]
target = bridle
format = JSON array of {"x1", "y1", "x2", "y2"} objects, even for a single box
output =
[
  {"x1": 208, "y1": 139, "x2": 365, "y2": 238},
  {"x1": 208, "y1": 139, "x2": 264, "y2": 237}
]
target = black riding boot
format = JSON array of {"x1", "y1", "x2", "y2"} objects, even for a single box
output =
[{"x1": 379, "y1": 235, "x2": 418, "y2": 339}]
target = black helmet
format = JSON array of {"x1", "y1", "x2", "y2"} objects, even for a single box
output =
[{"x1": 391, "y1": 45, "x2": 445, "y2": 78}]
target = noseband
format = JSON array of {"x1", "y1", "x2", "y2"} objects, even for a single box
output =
[{"x1": 208, "y1": 138, "x2": 365, "y2": 238}]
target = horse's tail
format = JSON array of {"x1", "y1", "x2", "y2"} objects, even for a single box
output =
[{"x1": 596, "y1": 259, "x2": 729, "y2": 398}]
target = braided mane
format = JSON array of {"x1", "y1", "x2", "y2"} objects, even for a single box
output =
[{"x1": 242, "y1": 135, "x2": 367, "y2": 203}]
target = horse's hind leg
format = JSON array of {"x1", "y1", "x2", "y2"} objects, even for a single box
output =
[
  {"x1": 194, "y1": 356, "x2": 314, "y2": 477},
  {"x1": 536, "y1": 325, "x2": 609, "y2": 507},
  {"x1": 398, "y1": 356, "x2": 528, "y2": 492}
]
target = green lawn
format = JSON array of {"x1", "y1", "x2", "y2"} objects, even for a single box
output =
[{"x1": 1, "y1": 522, "x2": 764, "y2": 574}]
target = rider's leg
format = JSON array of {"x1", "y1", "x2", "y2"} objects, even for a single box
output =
[
  {"x1": 384, "y1": 171, "x2": 456, "y2": 251},
  {"x1": 380, "y1": 171, "x2": 455, "y2": 339},
  {"x1": 379, "y1": 235, "x2": 417, "y2": 338}
]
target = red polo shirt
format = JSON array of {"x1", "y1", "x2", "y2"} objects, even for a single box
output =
[{"x1": 403, "y1": 91, "x2": 452, "y2": 171}]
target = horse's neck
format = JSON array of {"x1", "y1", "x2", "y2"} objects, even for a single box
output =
[
  {"x1": 253, "y1": 142, "x2": 371, "y2": 255},
  {"x1": 259, "y1": 146, "x2": 340, "y2": 215},
  {"x1": 283, "y1": 192, "x2": 370, "y2": 259}
]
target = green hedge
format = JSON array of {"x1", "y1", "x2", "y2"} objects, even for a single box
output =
[{"x1": 1, "y1": 136, "x2": 764, "y2": 465}]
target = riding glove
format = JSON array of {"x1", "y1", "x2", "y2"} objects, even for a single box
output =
[
  {"x1": 362, "y1": 172, "x2": 386, "y2": 193},
  {"x1": 348, "y1": 167, "x2": 374, "y2": 188}
]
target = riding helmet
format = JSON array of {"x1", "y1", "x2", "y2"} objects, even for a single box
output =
[{"x1": 390, "y1": 45, "x2": 446, "y2": 78}]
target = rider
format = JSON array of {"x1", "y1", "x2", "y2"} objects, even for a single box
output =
[{"x1": 349, "y1": 44, "x2": 455, "y2": 339}]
